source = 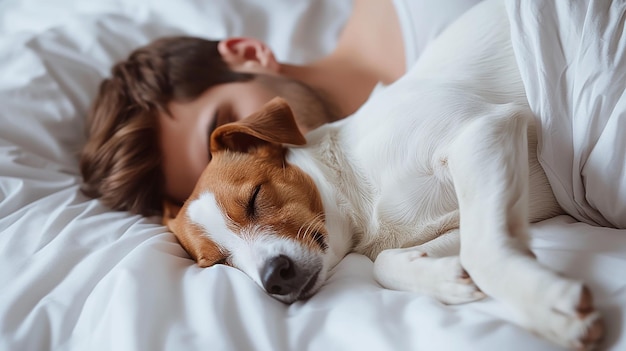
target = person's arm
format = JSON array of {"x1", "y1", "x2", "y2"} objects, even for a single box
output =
[{"x1": 332, "y1": 0, "x2": 405, "y2": 85}]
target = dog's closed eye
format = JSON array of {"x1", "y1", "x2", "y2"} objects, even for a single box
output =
[{"x1": 246, "y1": 184, "x2": 262, "y2": 218}]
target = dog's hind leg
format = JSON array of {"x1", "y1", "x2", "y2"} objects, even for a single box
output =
[
  {"x1": 373, "y1": 229, "x2": 485, "y2": 304},
  {"x1": 447, "y1": 106, "x2": 604, "y2": 350}
]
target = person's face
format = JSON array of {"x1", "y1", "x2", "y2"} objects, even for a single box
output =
[
  {"x1": 159, "y1": 73, "x2": 335, "y2": 204},
  {"x1": 159, "y1": 79, "x2": 280, "y2": 204}
]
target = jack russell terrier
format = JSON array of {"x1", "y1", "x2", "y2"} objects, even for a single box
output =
[{"x1": 163, "y1": 1, "x2": 604, "y2": 349}]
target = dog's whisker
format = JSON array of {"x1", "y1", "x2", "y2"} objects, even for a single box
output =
[
  {"x1": 303, "y1": 221, "x2": 314, "y2": 242},
  {"x1": 301, "y1": 215, "x2": 325, "y2": 244},
  {"x1": 303, "y1": 218, "x2": 315, "y2": 245},
  {"x1": 297, "y1": 224, "x2": 305, "y2": 240}
]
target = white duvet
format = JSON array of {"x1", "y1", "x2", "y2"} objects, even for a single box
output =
[
  {"x1": 507, "y1": 0, "x2": 626, "y2": 229},
  {"x1": 0, "y1": 1, "x2": 624, "y2": 350}
]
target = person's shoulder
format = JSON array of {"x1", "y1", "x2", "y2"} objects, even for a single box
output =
[{"x1": 336, "y1": 0, "x2": 405, "y2": 85}]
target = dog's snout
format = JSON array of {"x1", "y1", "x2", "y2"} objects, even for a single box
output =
[{"x1": 261, "y1": 255, "x2": 305, "y2": 296}]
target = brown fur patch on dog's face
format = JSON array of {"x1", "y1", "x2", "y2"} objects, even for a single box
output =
[{"x1": 164, "y1": 97, "x2": 327, "y2": 267}]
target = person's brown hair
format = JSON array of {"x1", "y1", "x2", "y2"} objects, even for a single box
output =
[{"x1": 80, "y1": 36, "x2": 253, "y2": 216}]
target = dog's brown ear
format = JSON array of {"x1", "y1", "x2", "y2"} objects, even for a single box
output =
[
  {"x1": 162, "y1": 200, "x2": 224, "y2": 268},
  {"x1": 162, "y1": 200, "x2": 183, "y2": 228},
  {"x1": 176, "y1": 225, "x2": 225, "y2": 268},
  {"x1": 211, "y1": 97, "x2": 306, "y2": 154}
]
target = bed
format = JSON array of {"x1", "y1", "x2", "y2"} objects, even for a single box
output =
[{"x1": 0, "y1": 0, "x2": 624, "y2": 350}]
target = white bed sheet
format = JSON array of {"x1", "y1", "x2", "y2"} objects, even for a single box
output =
[{"x1": 0, "y1": 1, "x2": 624, "y2": 350}]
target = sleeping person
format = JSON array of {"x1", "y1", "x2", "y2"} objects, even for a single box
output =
[{"x1": 79, "y1": 0, "x2": 482, "y2": 217}]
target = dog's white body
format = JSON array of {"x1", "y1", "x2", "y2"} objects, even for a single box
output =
[
  {"x1": 287, "y1": 1, "x2": 599, "y2": 348},
  {"x1": 289, "y1": 0, "x2": 560, "y2": 278},
  {"x1": 172, "y1": 1, "x2": 603, "y2": 349}
]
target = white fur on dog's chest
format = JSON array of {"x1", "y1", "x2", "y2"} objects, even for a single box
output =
[{"x1": 290, "y1": 83, "x2": 513, "y2": 259}]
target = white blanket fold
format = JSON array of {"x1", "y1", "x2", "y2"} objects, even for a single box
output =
[{"x1": 506, "y1": 0, "x2": 626, "y2": 228}]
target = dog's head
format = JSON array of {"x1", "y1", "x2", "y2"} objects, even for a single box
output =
[{"x1": 164, "y1": 97, "x2": 335, "y2": 303}]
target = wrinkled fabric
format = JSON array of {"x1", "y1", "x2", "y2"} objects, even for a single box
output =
[
  {"x1": 506, "y1": 0, "x2": 626, "y2": 228},
  {"x1": 0, "y1": 1, "x2": 625, "y2": 351}
]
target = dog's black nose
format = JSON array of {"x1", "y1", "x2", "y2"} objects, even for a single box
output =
[{"x1": 261, "y1": 255, "x2": 304, "y2": 296}]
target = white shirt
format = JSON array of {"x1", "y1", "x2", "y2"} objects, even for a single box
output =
[{"x1": 393, "y1": 0, "x2": 482, "y2": 70}]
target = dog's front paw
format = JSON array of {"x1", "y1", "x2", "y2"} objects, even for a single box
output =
[
  {"x1": 430, "y1": 256, "x2": 486, "y2": 305},
  {"x1": 374, "y1": 250, "x2": 485, "y2": 304},
  {"x1": 522, "y1": 282, "x2": 604, "y2": 350}
]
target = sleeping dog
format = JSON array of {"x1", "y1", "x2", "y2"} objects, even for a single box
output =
[{"x1": 163, "y1": 1, "x2": 604, "y2": 349}]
